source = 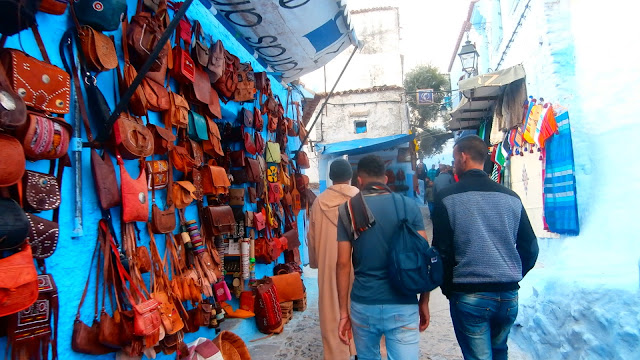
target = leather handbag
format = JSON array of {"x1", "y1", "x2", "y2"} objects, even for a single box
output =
[
  {"x1": 229, "y1": 150, "x2": 245, "y2": 167},
  {"x1": 141, "y1": 76, "x2": 170, "y2": 112},
  {"x1": 296, "y1": 151, "x2": 311, "y2": 169},
  {"x1": 253, "y1": 108, "x2": 263, "y2": 131},
  {"x1": 165, "y1": 91, "x2": 190, "y2": 129},
  {"x1": 0, "y1": 198, "x2": 29, "y2": 251},
  {"x1": 170, "y1": 145, "x2": 196, "y2": 173},
  {"x1": 241, "y1": 108, "x2": 253, "y2": 128},
  {"x1": 254, "y1": 236, "x2": 278, "y2": 264},
  {"x1": 17, "y1": 113, "x2": 72, "y2": 161},
  {"x1": 203, "y1": 118, "x2": 224, "y2": 157},
  {"x1": 207, "y1": 40, "x2": 225, "y2": 83},
  {"x1": 0, "y1": 62, "x2": 27, "y2": 131},
  {"x1": 25, "y1": 213, "x2": 59, "y2": 260},
  {"x1": 229, "y1": 188, "x2": 245, "y2": 206},
  {"x1": 118, "y1": 155, "x2": 149, "y2": 223},
  {"x1": 202, "y1": 164, "x2": 231, "y2": 195},
  {"x1": 270, "y1": 272, "x2": 304, "y2": 302},
  {"x1": 213, "y1": 50, "x2": 239, "y2": 102},
  {"x1": 234, "y1": 62, "x2": 256, "y2": 102},
  {"x1": 172, "y1": 181, "x2": 196, "y2": 209},
  {"x1": 171, "y1": 41, "x2": 196, "y2": 84},
  {"x1": 191, "y1": 21, "x2": 209, "y2": 68},
  {"x1": 245, "y1": 157, "x2": 261, "y2": 183},
  {"x1": 71, "y1": 6, "x2": 118, "y2": 72},
  {"x1": 253, "y1": 212, "x2": 266, "y2": 231},
  {"x1": 121, "y1": 19, "x2": 148, "y2": 116},
  {"x1": 188, "y1": 111, "x2": 209, "y2": 141},
  {"x1": 204, "y1": 205, "x2": 235, "y2": 236},
  {"x1": 149, "y1": 164, "x2": 175, "y2": 234},
  {"x1": 39, "y1": 0, "x2": 67, "y2": 14},
  {"x1": 0, "y1": 49, "x2": 70, "y2": 114},
  {"x1": 230, "y1": 169, "x2": 249, "y2": 185},
  {"x1": 213, "y1": 281, "x2": 231, "y2": 303},
  {"x1": 185, "y1": 67, "x2": 212, "y2": 105},
  {"x1": 127, "y1": 6, "x2": 169, "y2": 72},
  {"x1": 0, "y1": 245, "x2": 39, "y2": 317},
  {"x1": 266, "y1": 142, "x2": 281, "y2": 163},
  {"x1": 91, "y1": 149, "x2": 120, "y2": 210},
  {"x1": 248, "y1": 186, "x2": 257, "y2": 203},
  {"x1": 147, "y1": 123, "x2": 176, "y2": 155},
  {"x1": 73, "y1": 0, "x2": 127, "y2": 32},
  {"x1": 22, "y1": 169, "x2": 61, "y2": 211},
  {"x1": 146, "y1": 160, "x2": 169, "y2": 190},
  {"x1": 244, "y1": 131, "x2": 257, "y2": 155},
  {"x1": 206, "y1": 88, "x2": 222, "y2": 120},
  {"x1": 112, "y1": 113, "x2": 154, "y2": 159},
  {"x1": 255, "y1": 132, "x2": 265, "y2": 155}
]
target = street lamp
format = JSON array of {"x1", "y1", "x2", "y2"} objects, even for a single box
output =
[{"x1": 458, "y1": 39, "x2": 479, "y2": 76}]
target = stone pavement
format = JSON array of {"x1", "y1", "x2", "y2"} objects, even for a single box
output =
[{"x1": 244, "y1": 204, "x2": 529, "y2": 360}]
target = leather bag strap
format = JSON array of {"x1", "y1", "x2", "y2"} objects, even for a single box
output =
[
  {"x1": 75, "y1": 237, "x2": 100, "y2": 320},
  {"x1": 31, "y1": 24, "x2": 51, "y2": 64}
]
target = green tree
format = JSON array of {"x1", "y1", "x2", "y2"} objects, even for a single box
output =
[{"x1": 404, "y1": 64, "x2": 452, "y2": 157}]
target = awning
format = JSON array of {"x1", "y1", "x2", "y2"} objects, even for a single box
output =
[
  {"x1": 316, "y1": 134, "x2": 415, "y2": 157},
  {"x1": 202, "y1": 0, "x2": 359, "y2": 82},
  {"x1": 448, "y1": 65, "x2": 526, "y2": 130}
]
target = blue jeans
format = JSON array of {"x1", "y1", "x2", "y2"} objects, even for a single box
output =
[
  {"x1": 449, "y1": 291, "x2": 519, "y2": 360},
  {"x1": 350, "y1": 301, "x2": 420, "y2": 360}
]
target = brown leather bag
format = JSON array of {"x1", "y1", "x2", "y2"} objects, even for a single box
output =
[
  {"x1": 170, "y1": 145, "x2": 196, "y2": 173},
  {"x1": 0, "y1": 61, "x2": 27, "y2": 132},
  {"x1": 0, "y1": 49, "x2": 70, "y2": 114},
  {"x1": 191, "y1": 21, "x2": 209, "y2": 68},
  {"x1": 71, "y1": 6, "x2": 117, "y2": 72},
  {"x1": 147, "y1": 124, "x2": 176, "y2": 155},
  {"x1": 0, "y1": 245, "x2": 38, "y2": 317},
  {"x1": 229, "y1": 150, "x2": 245, "y2": 167},
  {"x1": 185, "y1": 67, "x2": 212, "y2": 105},
  {"x1": 202, "y1": 164, "x2": 230, "y2": 196},
  {"x1": 0, "y1": 136, "x2": 23, "y2": 187},
  {"x1": 141, "y1": 77, "x2": 170, "y2": 112},
  {"x1": 245, "y1": 157, "x2": 261, "y2": 183},
  {"x1": 229, "y1": 188, "x2": 245, "y2": 206},
  {"x1": 121, "y1": 19, "x2": 148, "y2": 116},
  {"x1": 255, "y1": 131, "x2": 265, "y2": 155},
  {"x1": 25, "y1": 213, "x2": 60, "y2": 260},
  {"x1": 270, "y1": 272, "x2": 305, "y2": 302},
  {"x1": 203, "y1": 118, "x2": 224, "y2": 157},
  {"x1": 204, "y1": 205, "x2": 236, "y2": 236},
  {"x1": 172, "y1": 181, "x2": 196, "y2": 209},
  {"x1": 296, "y1": 151, "x2": 311, "y2": 169},
  {"x1": 112, "y1": 113, "x2": 154, "y2": 159},
  {"x1": 171, "y1": 39, "x2": 196, "y2": 84},
  {"x1": 17, "y1": 112, "x2": 72, "y2": 161},
  {"x1": 22, "y1": 169, "x2": 61, "y2": 211},
  {"x1": 91, "y1": 149, "x2": 120, "y2": 210},
  {"x1": 207, "y1": 40, "x2": 225, "y2": 83},
  {"x1": 213, "y1": 50, "x2": 239, "y2": 102},
  {"x1": 234, "y1": 62, "x2": 255, "y2": 102},
  {"x1": 164, "y1": 91, "x2": 190, "y2": 129},
  {"x1": 244, "y1": 131, "x2": 257, "y2": 155},
  {"x1": 127, "y1": 5, "x2": 169, "y2": 72},
  {"x1": 253, "y1": 108, "x2": 263, "y2": 131},
  {"x1": 149, "y1": 163, "x2": 176, "y2": 234},
  {"x1": 146, "y1": 160, "x2": 169, "y2": 190}
]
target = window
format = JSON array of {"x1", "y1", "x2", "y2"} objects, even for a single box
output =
[{"x1": 354, "y1": 120, "x2": 367, "y2": 134}]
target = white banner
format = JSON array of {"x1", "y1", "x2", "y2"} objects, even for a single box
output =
[{"x1": 207, "y1": 0, "x2": 359, "y2": 81}]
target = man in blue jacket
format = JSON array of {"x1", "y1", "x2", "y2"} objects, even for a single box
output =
[{"x1": 432, "y1": 135, "x2": 539, "y2": 360}]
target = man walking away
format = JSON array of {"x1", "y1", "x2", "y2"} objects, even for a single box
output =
[
  {"x1": 432, "y1": 135, "x2": 539, "y2": 360},
  {"x1": 336, "y1": 155, "x2": 431, "y2": 360},
  {"x1": 427, "y1": 164, "x2": 438, "y2": 181},
  {"x1": 308, "y1": 159, "x2": 360, "y2": 359},
  {"x1": 433, "y1": 164, "x2": 454, "y2": 196}
]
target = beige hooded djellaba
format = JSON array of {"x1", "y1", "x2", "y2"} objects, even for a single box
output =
[{"x1": 307, "y1": 183, "x2": 359, "y2": 360}]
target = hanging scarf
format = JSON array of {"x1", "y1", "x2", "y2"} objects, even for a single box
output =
[{"x1": 339, "y1": 182, "x2": 390, "y2": 240}]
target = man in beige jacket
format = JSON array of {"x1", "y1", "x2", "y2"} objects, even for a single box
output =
[{"x1": 308, "y1": 159, "x2": 360, "y2": 359}]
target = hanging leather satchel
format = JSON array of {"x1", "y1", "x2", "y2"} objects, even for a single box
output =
[
  {"x1": 0, "y1": 49, "x2": 70, "y2": 114},
  {"x1": 0, "y1": 198, "x2": 29, "y2": 251},
  {"x1": 203, "y1": 118, "x2": 224, "y2": 157},
  {"x1": 112, "y1": 113, "x2": 154, "y2": 159},
  {"x1": 91, "y1": 149, "x2": 120, "y2": 210},
  {"x1": 253, "y1": 211, "x2": 266, "y2": 231},
  {"x1": 0, "y1": 245, "x2": 39, "y2": 317},
  {"x1": 171, "y1": 39, "x2": 196, "y2": 84},
  {"x1": 244, "y1": 131, "x2": 257, "y2": 155},
  {"x1": 230, "y1": 169, "x2": 249, "y2": 185},
  {"x1": 17, "y1": 112, "x2": 72, "y2": 161},
  {"x1": 296, "y1": 150, "x2": 311, "y2": 169},
  {"x1": 164, "y1": 91, "x2": 190, "y2": 129},
  {"x1": 266, "y1": 142, "x2": 281, "y2": 163},
  {"x1": 146, "y1": 160, "x2": 169, "y2": 190},
  {"x1": 234, "y1": 62, "x2": 256, "y2": 102},
  {"x1": 170, "y1": 145, "x2": 196, "y2": 173},
  {"x1": 118, "y1": 155, "x2": 149, "y2": 223},
  {"x1": 191, "y1": 21, "x2": 209, "y2": 68},
  {"x1": 185, "y1": 67, "x2": 212, "y2": 105},
  {"x1": 229, "y1": 188, "x2": 245, "y2": 206},
  {"x1": 253, "y1": 108, "x2": 263, "y2": 131},
  {"x1": 245, "y1": 157, "x2": 261, "y2": 183},
  {"x1": 172, "y1": 181, "x2": 196, "y2": 209},
  {"x1": 188, "y1": 111, "x2": 209, "y2": 141},
  {"x1": 22, "y1": 169, "x2": 61, "y2": 212},
  {"x1": 0, "y1": 62, "x2": 27, "y2": 131},
  {"x1": 268, "y1": 183, "x2": 282, "y2": 204},
  {"x1": 147, "y1": 123, "x2": 176, "y2": 155},
  {"x1": 229, "y1": 150, "x2": 245, "y2": 167},
  {"x1": 25, "y1": 213, "x2": 59, "y2": 260},
  {"x1": 73, "y1": 0, "x2": 127, "y2": 32},
  {"x1": 127, "y1": 7, "x2": 169, "y2": 72},
  {"x1": 248, "y1": 186, "x2": 257, "y2": 203},
  {"x1": 120, "y1": 20, "x2": 148, "y2": 116},
  {"x1": 255, "y1": 132, "x2": 265, "y2": 155},
  {"x1": 204, "y1": 205, "x2": 236, "y2": 236},
  {"x1": 213, "y1": 50, "x2": 239, "y2": 102},
  {"x1": 241, "y1": 108, "x2": 253, "y2": 128},
  {"x1": 149, "y1": 162, "x2": 175, "y2": 234},
  {"x1": 202, "y1": 164, "x2": 231, "y2": 195},
  {"x1": 207, "y1": 40, "x2": 225, "y2": 84},
  {"x1": 141, "y1": 76, "x2": 170, "y2": 112},
  {"x1": 71, "y1": 5, "x2": 118, "y2": 72}
]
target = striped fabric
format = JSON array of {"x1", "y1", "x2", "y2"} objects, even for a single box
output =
[{"x1": 544, "y1": 110, "x2": 580, "y2": 235}]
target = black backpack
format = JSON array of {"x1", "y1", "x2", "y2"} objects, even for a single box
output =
[{"x1": 388, "y1": 194, "x2": 443, "y2": 295}]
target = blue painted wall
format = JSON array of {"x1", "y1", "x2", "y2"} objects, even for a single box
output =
[{"x1": 0, "y1": 0, "x2": 307, "y2": 357}]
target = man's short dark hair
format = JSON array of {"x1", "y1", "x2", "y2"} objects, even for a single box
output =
[
  {"x1": 454, "y1": 135, "x2": 488, "y2": 164},
  {"x1": 357, "y1": 155, "x2": 385, "y2": 178}
]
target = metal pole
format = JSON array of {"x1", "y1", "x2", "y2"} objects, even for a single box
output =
[
  {"x1": 97, "y1": 0, "x2": 195, "y2": 142},
  {"x1": 72, "y1": 73, "x2": 83, "y2": 238},
  {"x1": 296, "y1": 45, "x2": 359, "y2": 156}
]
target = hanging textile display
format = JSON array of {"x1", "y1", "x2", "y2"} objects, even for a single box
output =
[{"x1": 543, "y1": 109, "x2": 580, "y2": 235}]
